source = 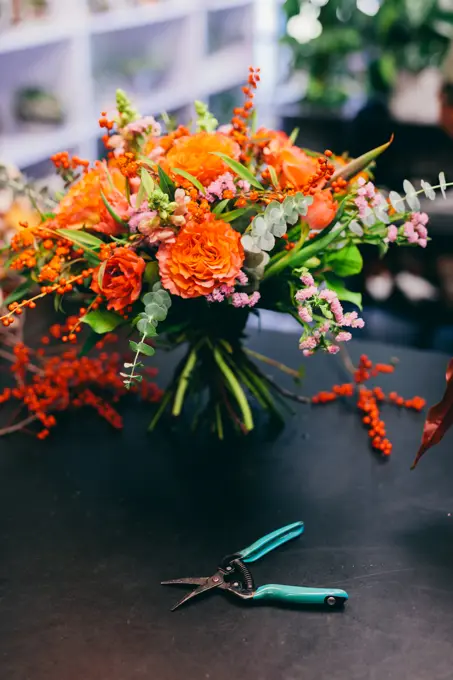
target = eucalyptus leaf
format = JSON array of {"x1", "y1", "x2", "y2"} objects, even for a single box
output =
[{"x1": 130, "y1": 340, "x2": 155, "y2": 357}]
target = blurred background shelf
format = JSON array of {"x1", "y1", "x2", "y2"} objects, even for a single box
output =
[
  {"x1": 0, "y1": 20, "x2": 75, "y2": 54},
  {"x1": 0, "y1": 0, "x2": 265, "y2": 173},
  {"x1": 0, "y1": 124, "x2": 89, "y2": 168},
  {"x1": 89, "y1": 0, "x2": 195, "y2": 34}
]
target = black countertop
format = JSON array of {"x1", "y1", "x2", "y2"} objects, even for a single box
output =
[{"x1": 1, "y1": 331, "x2": 453, "y2": 680}]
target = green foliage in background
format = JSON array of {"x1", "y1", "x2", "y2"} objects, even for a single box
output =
[{"x1": 283, "y1": 0, "x2": 453, "y2": 107}]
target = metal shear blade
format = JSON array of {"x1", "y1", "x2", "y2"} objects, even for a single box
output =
[{"x1": 161, "y1": 573, "x2": 225, "y2": 611}]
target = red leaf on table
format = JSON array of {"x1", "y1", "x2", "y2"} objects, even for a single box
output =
[{"x1": 412, "y1": 358, "x2": 453, "y2": 469}]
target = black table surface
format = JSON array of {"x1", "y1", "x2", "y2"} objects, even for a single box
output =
[{"x1": 1, "y1": 330, "x2": 453, "y2": 680}]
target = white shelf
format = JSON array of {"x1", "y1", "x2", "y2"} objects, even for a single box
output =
[
  {"x1": 0, "y1": 0, "x2": 259, "y2": 171},
  {"x1": 200, "y1": 45, "x2": 254, "y2": 97},
  {"x1": 89, "y1": 0, "x2": 196, "y2": 35},
  {"x1": 205, "y1": 0, "x2": 254, "y2": 10},
  {"x1": 0, "y1": 21, "x2": 75, "y2": 55},
  {"x1": 0, "y1": 124, "x2": 89, "y2": 168}
]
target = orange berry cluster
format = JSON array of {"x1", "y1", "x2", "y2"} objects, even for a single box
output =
[
  {"x1": 0, "y1": 333, "x2": 162, "y2": 441},
  {"x1": 230, "y1": 67, "x2": 260, "y2": 159},
  {"x1": 116, "y1": 152, "x2": 139, "y2": 178},
  {"x1": 311, "y1": 354, "x2": 426, "y2": 458},
  {"x1": 331, "y1": 177, "x2": 348, "y2": 193},
  {"x1": 1, "y1": 271, "x2": 93, "y2": 328},
  {"x1": 302, "y1": 153, "x2": 335, "y2": 195},
  {"x1": 51, "y1": 151, "x2": 90, "y2": 171}
]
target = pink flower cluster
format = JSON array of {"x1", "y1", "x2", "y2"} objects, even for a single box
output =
[
  {"x1": 204, "y1": 172, "x2": 237, "y2": 203},
  {"x1": 354, "y1": 178, "x2": 385, "y2": 218},
  {"x1": 206, "y1": 285, "x2": 260, "y2": 308},
  {"x1": 403, "y1": 212, "x2": 428, "y2": 248},
  {"x1": 125, "y1": 116, "x2": 161, "y2": 137},
  {"x1": 128, "y1": 188, "x2": 189, "y2": 245},
  {"x1": 295, "y1": 272, "x2": 365, "y2": 357},
  {"x1": 232, "y1": 292, "x2": 261, "y2": 308},
  {"x1": 207, "y1": 284, "x2": 235, "y2": 303}
]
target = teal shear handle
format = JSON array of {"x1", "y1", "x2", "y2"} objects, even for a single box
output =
[
  {"x1": 253, "y1": 584, "x2": 348, "y2": 606},
  {"x1": 238, "y1": 521, "x2": 305, "y2": 563}
]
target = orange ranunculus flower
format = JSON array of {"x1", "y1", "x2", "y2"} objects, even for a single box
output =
[
  {"x1": 255, "y1": 127, "x2": 292, "y2": 166},
  {"x1": 156, "y1": 217, "x2": 244, "y2": 298},
  {"x1": 306, "y1": 190, "x2": 338, "y2": 231},
  {"x1": 278, "y1": 147, "x2": 319, "y2": 189},
  {"x1": 164, "y1": 132, "x2": 241, "y2": 187},
  {"x1": 91, "y1": 247, "x2": 145, "y2": 312},
  {"x1": 54, "y1": 161, "x2": 128, "y2": 236}
]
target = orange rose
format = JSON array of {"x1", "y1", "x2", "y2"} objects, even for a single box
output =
[
  {"x1": 306, "y1": 190, "x2": 338, "y2": 231},
  {"x1": 255, "y1": 127, "x2": 291, "y2": 162},
  {"x1": 54, "y1": 161, "x2": 127, "y2": 235},
  {"x1": 164, "y1": 132, "x2": 241, "y2": 186},
  {"x1": 279, "y1": 147, "x2": 319, "y2": 189},
  {"x1": 157, "y1": 218, "x2": 244, "y2": 298},
  {"x1": 91, "y1": 247, "x2": 145, "y2": 312}
]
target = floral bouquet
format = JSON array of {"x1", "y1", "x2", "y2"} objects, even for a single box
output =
[{"x1": 1, "y1": 68, "x2": 449, "y2": 440}]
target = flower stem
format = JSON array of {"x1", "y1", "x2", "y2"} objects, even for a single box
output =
[
  {"x1": 213, "y1": 346, "x2": 254, "y2": 432},
  {"x1": 172, "y1": 348, "x2": 197, "y2": 417},
  {"x1": 124, "y1": 331, "x2": 147, "y2": 389},
  {"x1": 0, "y1": 414, "x2": 38, "y2": 437},
  {"x1": 244, "y1": 348, "x2": 301, "y2": 378},
  {"x1": 215, "y1": 403, "x2": 224, "y2": 440}
]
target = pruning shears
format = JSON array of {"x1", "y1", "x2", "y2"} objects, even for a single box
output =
[{"x1": 162, "y1": 521, "x2": 348, "y2": 611}]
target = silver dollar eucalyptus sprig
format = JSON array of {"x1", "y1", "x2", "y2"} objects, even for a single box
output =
[
  {"x1": 241, "y1": 193, "x2": 313, "y2": 254},
  {"x1": 122, "y1": 283, "x2": 171, "y2": 389},
  {"x1": 389, "y1": 172, "x2": 449, "y2": 213}
]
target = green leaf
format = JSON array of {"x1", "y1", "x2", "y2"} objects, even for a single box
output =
[
  {"x1": 327, "y1": 137, "x2": 394, "y2": 187},
  {"x1": 212, "y1": 198, "x2": 230, "y2": 215},
  {"x1": 268, "y1": 165, "x2": 280, "y2": 189},
  {"x1": 288, "y1": 127, "x2": 299, "y2": 145},
  {"x1": 100, "y1": 191, "x2": 129, "y2": 229},
  {"x1": 145, "y1": 302, "x2": 168, "y2": 321},
  {"x1": 130, "y1": 340, "x2": 155, "y2": 357},
  {"x1": 405, "y1": 0, "x2": 435, "y2": 27},
  {"x1": 172, "y1": 168, "x2": 205, "y2": 194},
  {"x1": 3, "y1": 280, "x2": 32, "y2": 306},
  {"x1": 81, "y1": 309, "x2": 123, "y2": 334},
  {"x1": 326, "y1": 244, "x2": 363, "y2": 277},
  {"x1": 221, "y1": 207, "x2": 250, "y2": 223},
  {"x1": 54, "y1": 294, "x2": 65, "y2": 313},
  {"x1": 143, "y1": 261, "x2": 159, "y2": 285},
  {"x1": 57, "y1": 229, "x2": 104, "y2": 249},
  {"x1": 211, "y1": 152, "x2": 265, "y2": 190},
  {"x1": 135, "y1": 177, "x2": 146, "y2": 209},
  {"x1": 140, "y1": 167, "x2": 155, "y2": 196},
  {"x1": 137, "y1": 318, "x2": 158, "y2": 336},
  {"x1": 157, "y1": 165, "x2": 176, "y2": 198},
  {"x1": 138, "y1": 155, "x2": 156, "y2": 169},
  {"x1": 324, "y1": 273, "x2": 363, "y2": 310},
  {"x1": 79, "y1": 331, "x2": 101, "y2": 357}
]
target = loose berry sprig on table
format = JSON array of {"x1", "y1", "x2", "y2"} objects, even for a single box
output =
[
  {"x1": 0, "y1": 325, "x2": 162, "y2": 441},
  {"x1": 311, "y1": 354, "x2": 426, "y2": 457}
]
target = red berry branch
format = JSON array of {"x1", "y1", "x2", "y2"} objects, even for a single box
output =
[{"x1": 311, "y1": 355, "x2": 426, "y2": 457}]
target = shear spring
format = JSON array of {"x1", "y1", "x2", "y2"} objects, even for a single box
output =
[{"x1": 232, "y1": 558, "x2": 254, "y2": 591}]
